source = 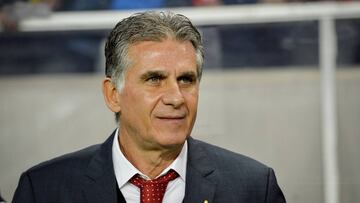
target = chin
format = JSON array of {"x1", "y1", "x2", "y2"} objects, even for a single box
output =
[{"x1": 156, "y1": 132, "x2": 189, "y2": 148}]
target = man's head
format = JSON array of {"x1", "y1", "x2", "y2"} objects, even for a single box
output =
[
  {"x1": 105, "y1": 11, "x2": 204, "y2": 122},
  {"x1": 102, "y1": 11, "x2": 203, "y2": 150}
]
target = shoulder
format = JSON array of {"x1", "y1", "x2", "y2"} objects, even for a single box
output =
[
  {"x1": 24, "y1": 131, "x2": 116, "y2": 178},
  {"x1": 13, "y1": 133, "x2": 117, "y2": 202},
  {"x1": 24, "y1": 144, "x2": 101, "y2": 180},
  {"x1": 188, "y1": 137, "x2": 271, "y2": 181},
  {"x1": 189, "y1": 137, "x2": 269, "y2": 171},
  {"x1": 13, "y1": 144, "x2": 103, "y2": 202},
  {"x1": 187, "y1": 138, "x2": 286, "y2": 202}
]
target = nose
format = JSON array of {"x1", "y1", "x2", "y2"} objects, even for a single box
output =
[{"x1": 162, "y1": 83, "x2": 185, "y2": 108}]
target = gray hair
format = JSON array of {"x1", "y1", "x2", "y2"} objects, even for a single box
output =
[{"x1": 104, "y1": 11, "x2": 204, "y2": 122}]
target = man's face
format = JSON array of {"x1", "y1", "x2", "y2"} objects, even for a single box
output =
[{"x1": 118, "y1": 39, "x2": 199, "y2": 150}]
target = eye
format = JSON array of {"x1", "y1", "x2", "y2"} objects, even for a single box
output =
[
  {"x1": 178, "y1": 75, "x2": 195, "y2": 85},
  {"x1": 146, "y1": 75, "x2": 163, "y2": 85}
]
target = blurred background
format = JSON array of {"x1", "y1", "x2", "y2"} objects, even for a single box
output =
[{"x1": 0, "y1": 0, "x2": 360, "y2": 202}]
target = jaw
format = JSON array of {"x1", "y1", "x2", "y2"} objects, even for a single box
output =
[{"x1": 151, "y1": 117, "x2": 193, "y2": 142}]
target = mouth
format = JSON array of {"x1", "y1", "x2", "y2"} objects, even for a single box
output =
[
  {"x1": 155, "y1": 113, "x2": 187, "y2": 123},
  {"x1": 156, "y1": 115, "x2": 186, "y2": 120}
]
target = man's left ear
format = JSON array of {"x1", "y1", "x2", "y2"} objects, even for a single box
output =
[{"x1": 102, "y1": 78, "x2": 121, "y2": 113}]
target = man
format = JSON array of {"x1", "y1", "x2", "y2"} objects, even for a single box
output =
[{"x1": 12, "y1": 11, "x2": 286, "y2": 203}]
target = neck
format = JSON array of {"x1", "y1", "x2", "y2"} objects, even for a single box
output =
[{"x1": 118, "y1": 132, "x2": 183, "y2": 179}]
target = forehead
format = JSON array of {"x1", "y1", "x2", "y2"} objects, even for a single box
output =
[
  {"x1": 126, "y1": 39, "x2": 197, "y2": 74},
  {"x1": 128, "y1": 39, "x2": 195, "y2": 57}
]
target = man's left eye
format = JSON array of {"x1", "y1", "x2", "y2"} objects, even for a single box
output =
[{"x1": 178, "y1": 76, "x2": 194, "y2": 84}]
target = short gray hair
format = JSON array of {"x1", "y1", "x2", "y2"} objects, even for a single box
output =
[{"x1": 104, "y1": 11, "x2": 204, "y2": 122}]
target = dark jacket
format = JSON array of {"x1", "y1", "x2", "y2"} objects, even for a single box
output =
[{"x1": 12, "y1": 131, "x2": 286, "y2": 203}]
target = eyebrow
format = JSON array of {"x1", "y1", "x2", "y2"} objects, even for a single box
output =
[
  {"x1": 178, "y1": 71, "x2": 198, "y2": 79},
  {"x1": 139, "y1": 70, "x2": 198, "y2": 81},
  {"x1": 140, "y1": 70, "x2": 168, "y2": 81}
]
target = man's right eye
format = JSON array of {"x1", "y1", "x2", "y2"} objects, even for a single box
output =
[{"x1": 146, "y1": 76, "x2": 162, "y2": 84}]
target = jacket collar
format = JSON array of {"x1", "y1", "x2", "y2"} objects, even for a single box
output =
[
  {"x1": 81, "y1": 132, "x2": 217, "y2": 203},
  {"x1": 183, "y1": 137, "x2": 217, "y2": 203},
  {"x1": 82, "y1": 131, "x2": 120, "y2": 203}
]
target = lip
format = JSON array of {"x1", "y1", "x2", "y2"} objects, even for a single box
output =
[
  {"x1": 155, "y1": 117, "x2": 185, "y2": 126},
  {"x1": 156, "y1": 115, "x2": 185, "y2": 120},
  {"x1": 155, "y1": 114, "x2": 186, "y2": 124}
]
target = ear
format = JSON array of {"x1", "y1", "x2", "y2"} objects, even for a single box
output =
[{"x1": 102, "y1": 78, "x2": 121, "y2": 114}]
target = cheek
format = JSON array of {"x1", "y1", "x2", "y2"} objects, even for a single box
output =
[
  {"x1": 119, "y1": 88, "x2": 143, "y2": 119},
  {"x1": 122, "y1": 88, "x2": 162, "y2": 118},
  {"x1": 184, "y1": 91, "x2": 199, "y2": 113}
]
